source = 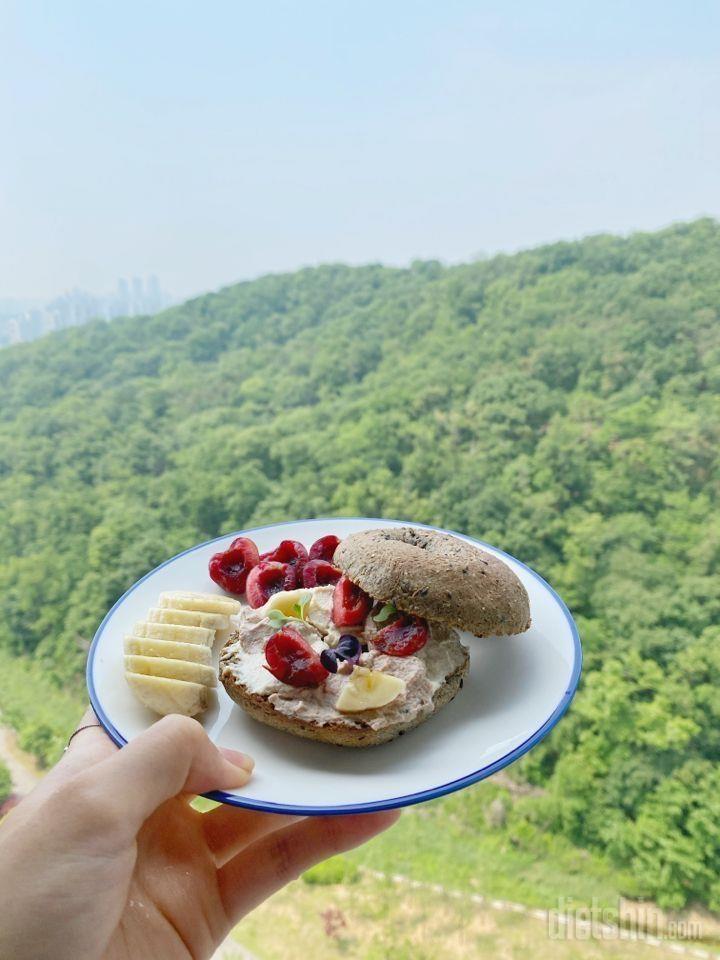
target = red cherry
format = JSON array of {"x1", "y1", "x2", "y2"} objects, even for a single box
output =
[
  {"x1": 259, "y1": 540, "x2": 308, "y2": 578},
  {"x1": 373, "y1": 615, "x2": 428, "y2": 657},
  {"x1": 332, "y1": 575, "x2": 372, "y2": 627},
  {"x1": 229, "y1": 535, "x2": 258, "y2": 553},
  {"x1": 246, "y1": 561, "x2": 297, "y2": 608},
  {"x1": 308, "y1": 535, "x2": 341, "y2": 564},
  {"x1": 264, "y1": 626, "x2": 329, "y2": 687},
  {"x1": 302, "y1": 559, "x2": 342, "y2": 588},
  {"x1": 208, "y1": 538, "x2": 260, "y2": 594}
]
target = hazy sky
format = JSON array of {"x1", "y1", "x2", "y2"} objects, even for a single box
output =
[{"x1": 2, "y1": 1, "x2": 718, "y2": 301}]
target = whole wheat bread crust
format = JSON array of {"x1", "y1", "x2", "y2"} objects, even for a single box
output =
[
  {"x1": 334, "y1": 527, "x2": 531, "y2": 637},
  {"x1": 219, "y1": 647, "x2": 469, "y2": 747}
]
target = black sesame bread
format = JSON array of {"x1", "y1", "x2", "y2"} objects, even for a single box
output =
[
  {"x1": 220, "y1": 635, "x2": 469, "y2": 747},
  {"x1": 334, "y1": 527, "x2": 531, "y2": 637}
]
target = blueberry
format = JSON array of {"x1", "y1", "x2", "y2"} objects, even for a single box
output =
[
  {"x1": 320, "y1": 648, "x2": 339, "y2": 673},
  {"x1": 336, "y1": 634, "x2": 362, "y2": 664}
]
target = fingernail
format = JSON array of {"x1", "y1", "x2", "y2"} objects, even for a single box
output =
[{"x1": 221, "y1": 747, "x2": 255, "y2": 772}]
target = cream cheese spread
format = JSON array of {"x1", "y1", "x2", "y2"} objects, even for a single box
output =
[{"x1": 219, "y1": 586, "x2": 468, "y2": 730}]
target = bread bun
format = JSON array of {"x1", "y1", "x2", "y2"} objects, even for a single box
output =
[
  {"x1": 334, "y1": 527, "x2": 531, "y2": 637},
  {"x1": 220, "y1": 631, "x2": 469, "y2": 747}
]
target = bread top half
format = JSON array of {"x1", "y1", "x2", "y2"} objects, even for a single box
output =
[{"x1": 334, "y1": 527, "x2": 531, "y2": 637}]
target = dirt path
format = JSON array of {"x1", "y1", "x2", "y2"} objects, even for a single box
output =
[{"x1": 0, "y1": 724, "x2": 43, "y2": 797}]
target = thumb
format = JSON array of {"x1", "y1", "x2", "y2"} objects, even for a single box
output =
[{"x1": 85, "y1": 715, "x2": 253, "y2": 831}]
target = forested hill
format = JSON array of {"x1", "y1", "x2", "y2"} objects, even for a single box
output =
[{"x1": 2, "y1": 219, "x2": 719, "y2": 908}]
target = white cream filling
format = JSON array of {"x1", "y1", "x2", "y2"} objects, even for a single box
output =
[{"x1": 219, "y1": 586, "x2": 468, "y2": 730}]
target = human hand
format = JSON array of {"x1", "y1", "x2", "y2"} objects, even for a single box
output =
[{"x1": 0, "y1": 709, "x2": 399, "y2": 960}]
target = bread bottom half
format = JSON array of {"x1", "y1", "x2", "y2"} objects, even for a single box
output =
[{"x1": 220, "y1": 649, "x2": 469, "y2": 747}]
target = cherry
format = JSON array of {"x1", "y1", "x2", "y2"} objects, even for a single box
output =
[
  {"x1": 308, "y1": 534, "x2": 341, "y2": 564},
  {"x1": 302, "y1": 559, "x2": 342, "y2": 588},
  {"x1": 259, "y1": 540, "x2": 308, "y2": 579},
  {"x1": 208, "y1": 537, "x2": 259, "y2": 594},
  {"x1": 373, "y1": 615, "x2": 429, "y2": 657},
  {"x1": 264, "y1": 626, "x2": 329, "y2": 687},
  {"x1": 246, "y1": 561, "x2": 297, "y2": 608},
  {"x1": 332, "y1": 575, "x2": 372, "y2": 627}
]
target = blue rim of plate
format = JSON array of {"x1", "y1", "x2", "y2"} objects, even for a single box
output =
[{"x1": 87, "y1": 516, "x2": 582, "y2": 815}]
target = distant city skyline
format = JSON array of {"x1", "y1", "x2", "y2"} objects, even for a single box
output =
[
  {"x1": 2, "y1": 2, "x2": 718, "y2": 301},
  {"x1": 0, "y1": 276, "x2": 172, "y2": 347}
]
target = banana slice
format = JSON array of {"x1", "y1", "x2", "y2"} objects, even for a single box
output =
[
  {"x1": 260, "y1": 588, "x2": 333, "y2": 632},
  {"x1": 147, "y1": 606, "x2": 229, "y2": 631},
  {"x1": 159, "y1": 591, "x2": 241, "y2": 616},
  {"x1": 260, "y1": 589, "x2": 311, "y2": 619},
  {"x1": 125, "y1": 655, "x2": 216, "y2": 687},
  {"x1": 336, "y1": 666, "x2": 406, "y2": 713},
  {"x1": 134, "y1": 621, "x2": 214, "y2": 646},
  {"x1": 124, "y1": 636, "x2": 213, "y2": 665},
  {"x1": 124, "y1": 590, "x2": 236, "y2": 717},
  {"x1": 125, "y1": 673, "x2": 209, "y2": 717}
]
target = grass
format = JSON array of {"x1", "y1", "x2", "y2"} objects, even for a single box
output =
[
  {"x1": 0, "y1": 650, "x2": 85, "y2": 765},
  {"x1": 340, "y1": 783, "x2": 641, "y2": 913},
  {"x1": 231, "y1": 874, "x2": 672, "y2": 960}
]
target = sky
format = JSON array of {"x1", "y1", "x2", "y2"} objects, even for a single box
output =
[{"x1": 1, "y1": 1, "x2": 719, "y2": 302}]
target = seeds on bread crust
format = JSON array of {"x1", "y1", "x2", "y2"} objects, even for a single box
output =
[{"x1": 334, "y1": 527, "x2": 531, "y2": 637}]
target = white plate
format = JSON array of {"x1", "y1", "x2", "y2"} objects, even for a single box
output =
[{"x1": 87, "y1": 517, "x2": 581, "y2": 815}]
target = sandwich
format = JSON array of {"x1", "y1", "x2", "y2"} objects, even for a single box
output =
[{"x1": 218, "y1": 526, "x2": 531, "y2": 747}]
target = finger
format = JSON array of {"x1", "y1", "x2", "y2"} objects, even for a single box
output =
[
  {"x1": 20, "y1": 708, "x2": 117, "y2": 811},
  {"x1": 74, "y1": 715, "x2": 255, "y2": 833},
  {"x1": 202, "y1": 806, "x2": 302, "y2": 866},
  {"x1": 218, "y1": 809, "x2": 399, "y2": 921},
  {"x1": 58, "y1": 708, "x2": 117, "y2": 773}
]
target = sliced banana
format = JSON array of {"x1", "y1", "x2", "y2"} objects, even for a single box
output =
[
  {"x1": 159, "y1": 591, "x2": 241, "y2": 616},
  {"x1": 147, "y1": 606, "x2": 229, "y2": 630},
  {"x1": 125, "y1": 655, "x2": 216, "y2": 687},
  {"x1": 260, "y1": 589, "x2": 311, "y2": 619},
  {"x1": 134, "y1": 620, "x2": 214, "y2": 646},
  {"x1": 124, "y1": 589, "x2": 243, "y2": 716},
  {"x1": 126, "y1": 673, "x2": 209, "y2": 717},
  {"x1": 124, "y1": 636, "x2": 213, "y2": 666},
  {"x1": 336, "y1": 666, "x2": 406, "y2": 713}
]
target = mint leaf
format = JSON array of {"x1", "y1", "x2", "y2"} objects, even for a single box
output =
[
  {"x1": 292, "y1": 591, "x2": 313, "y2": 620},
  {"x1": 373, "y1": 602, "x2": 396, "y2": 623},
  {"x1": 267, "y1": 591, "x2": 313, "y2": 626}
]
